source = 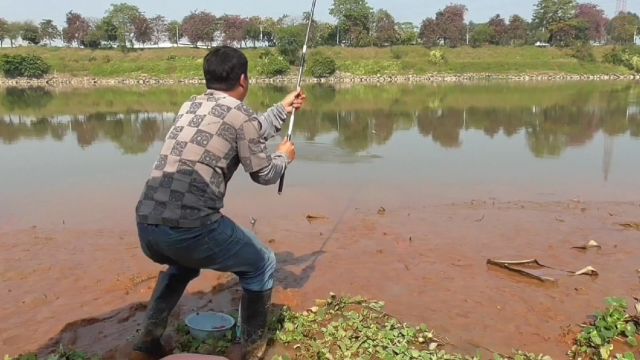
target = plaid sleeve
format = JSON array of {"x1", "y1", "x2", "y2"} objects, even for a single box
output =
[{"x1": 237, "y1": 115, "x2": 271, "y2": 173}]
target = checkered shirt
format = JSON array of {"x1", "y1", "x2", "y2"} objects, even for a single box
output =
[{"x1": 136, "y1": 90, "x2": 281, "y2": 227}]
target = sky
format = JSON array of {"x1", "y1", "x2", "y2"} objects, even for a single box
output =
[{"x1": 0, "y1": 0, "x2": 630, "y2": 27}]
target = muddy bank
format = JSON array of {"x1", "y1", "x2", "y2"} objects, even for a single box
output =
[
  {"x1": 1, "y1": 72, "x2": 639, "y2": 88},
  {"x1": 2, "y1": 199, "x2": 640, "y2": 358}
]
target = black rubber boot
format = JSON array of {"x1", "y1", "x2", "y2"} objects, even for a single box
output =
[
  {"x1": 240, "y1": 288, "x2": 272, "y2": 360},
  {"x1": 132, "y1": 268, "x2": 198, "y2": 359}
]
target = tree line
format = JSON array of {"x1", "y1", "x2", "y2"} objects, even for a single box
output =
[{"x1": 0, "y1": 0, "x2": 638, "y2": 49}]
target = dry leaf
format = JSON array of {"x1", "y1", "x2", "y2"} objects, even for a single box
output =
[
  {"x1": 377, "y1": 207, "x2": 386, "y2": 215},
  {"x1": 428, "y1": 342, "x2": 439, "y2": 351},
  {"x1": 306, "y1": 214, "x2": 328, "y2": 223},
  {"x1": 619, "y1": 223, "x2": 640, "y2": 231},
  {"x1": 574, "y1": 266, "x2": 599, "y2": 276},
  {"x1": 634, "y1": 297, "x2": 640, "y2": 315},
  {"x1": 572, "y1": 240, "x2": 602, "y2": 250}
]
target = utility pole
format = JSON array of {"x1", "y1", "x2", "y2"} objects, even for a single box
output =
[{"x1": 175, "y1": 24, "x2": 179, "y2": 47}]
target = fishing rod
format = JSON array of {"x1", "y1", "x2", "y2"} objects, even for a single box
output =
[{"x1": 278, "y1": 0, "x2": 318, "y2": 195}]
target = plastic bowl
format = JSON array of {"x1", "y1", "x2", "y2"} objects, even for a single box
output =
[{"x1": 184, "y1": 312, "x2": 236, "y2": 340}]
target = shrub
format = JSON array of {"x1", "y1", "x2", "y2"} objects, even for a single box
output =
[
  {"x1": 603, "y1": 46, "x2": 640, "y2": 72},
  {"x1": 428, "y1": 50, "x2": 446, "y2": 65},
  {"x1": 255, "y1": 50, "x2": 290, "y2": 78},
  {"x1": 0, "y1": 54, "x2": 51, "y2": 79},
  {"x1": 306, "y1": 52, "x2": 337, "y2": 78},
  {"x1": 570, "y1": 42, "x2": 595, "y2": 62}
]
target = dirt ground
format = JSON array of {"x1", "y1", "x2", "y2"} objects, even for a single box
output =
[{"x1": 2, "y1": 192, "x2": 640, "y2": 358}]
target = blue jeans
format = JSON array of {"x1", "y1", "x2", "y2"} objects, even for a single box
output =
[{"x1": 137, "y1": 216, "x2": 276, "y2": 292}]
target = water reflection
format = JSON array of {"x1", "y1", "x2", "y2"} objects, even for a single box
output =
[{"x1": 0, "y1": 84, "x2": 639, "y2": 158}]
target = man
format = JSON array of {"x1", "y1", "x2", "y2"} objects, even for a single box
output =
[{"x1": 132, "y1": 46, "x2": 305, "y2": 360}]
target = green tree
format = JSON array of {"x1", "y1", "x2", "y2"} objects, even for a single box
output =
[
  {"x1": 0, "y1": 18, "x2": 8, "y2": 47},
  {"x1": 21, "y1": 22, "x2": 41, "y2": 45},
  {"x1": 276, "y1": 24, "x2": 305, "y2": 64},
  {"x1": 532, "y1": 0, "x2": 577, "y2": 42},
  {"x1": 470, "y1": 24, "x2": 494, "y2": 47},
  {"x1": 330, "y1": 0, "x2": 374, "y2": 47},
  {"x1": 6, "y1": 22, "x2": 22, "y2": 47},
  {"x1": 39, "y1": 19, "x2": 61, "y2": 45},
  {"x1": 397, "y1": 22, "x2": 418, "y2": 45},
  {"x1": 609, "y1": 12, "x2": 640, "y2": 45},
  {"x1": 167, "y1": 20, "x2": 182, "y2": 45},
  {"x1": 104, "y1": 3, "x2": 143, "y2": 48},
  {"x1": 246, "y1": 16, "x2": 262, "y2": 47},
  {"x1": 373, "y1": 9, "x2": 398, "y2": 46}
]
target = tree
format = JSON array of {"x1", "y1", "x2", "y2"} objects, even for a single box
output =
[
  {"x1": 470, "y1": 24, "x2": 494, "y2": 47},
  {"x1": 167, "y1": 20, "x2": 182, "y2": 45},
  {"x1": 549, "y1": 18, "x2": 589, "y2": 46},
  {"x1": 182, "y1": 11, "x2": 217, "y2": 47},
  {"x1": 532, "y1": 0, "x2": 577, "y2": 33},
  {"x1": 97, "y1": 17, "x2": 119, "y2": 45},
  {"x1": 21, "y1": 22, "x2": 41, "y2": 45},
  {"x1": 276, "y1": 24, "x2": 306, "y2": 64},
  {"x1": 487, "y1": 14, "x2": 508, "y2": 45},
  {"x1": 260, "y1": 17, "x2": 280, "y2": 47},
  {"x1": 0, "y1": 18, "x2": 9, "y2": 47},
  {"x1": 62, "y1": 11, "x2": 91, "y2": 47},
  {"x1": 419, "y1": 18, "x2": 441, "y2": 47},
  {"x1": 420, "y1": 4, "x2": 467, "y2": 48},
  {"x1": 104, "y1": 3, "x2": 143, "y2": 48},
  {"x1": 246, "y1": 16, "x2": 262, "y2": 47},
  {"x1": 330, "y1": 0, "x2": 374, "y2": 47},
  {"x1": 220, "y1": 15, "x2": 249, "y2": 46},
  {"x1": 608, "y1": 12, "x2": 640, "y2": 45},
  {"x1": 149, "y1": 15, "x2": 168, "y2": 46},
  {"x1": 576, "y1": 3, "x2": 608, "y2": 43},
  {"x1": 7, "y1": 22, "x2": 22, "y2": 47},
  {"x1": 373, "y1": 9, "x2": 398, "y2": 46},
  {"x1": 508, "y1": 15, "x2": 529, "y2": 45},
  {"x1": 397, "y1": 22, "x2": 418, "y2": 45},
  {"x1": 39, "y1": 19, "x2": 61, "y2": 45},
  {"x1": 133, "y1": 15, "x2": 152, "y2": 46}
]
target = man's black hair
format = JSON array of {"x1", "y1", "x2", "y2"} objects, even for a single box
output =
[{"x1": 203, "y1": 46, "x2": 248, "y2": 91}]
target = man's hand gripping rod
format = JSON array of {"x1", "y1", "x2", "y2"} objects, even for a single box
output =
[{"x1": 278, "y1": 0, "x2": 317, "y2": 195}]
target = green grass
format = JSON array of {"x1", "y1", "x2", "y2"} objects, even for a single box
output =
[{"x1": 0, "y1": 45, "x2": 631, "y2": 80}]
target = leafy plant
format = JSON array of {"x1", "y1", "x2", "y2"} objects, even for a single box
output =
[
  {"x1": 603, "y1": 47, "x2": 640, "y2": 72},
  {"x1": 570, "y1": 298, "x2": 639, "y2": 360},
  {"x1": 254, "y1": 50, "x2": 290, "y2": 78},
  {"x1": 6, "y1": 345, "x2": 98, "y2": 360},
  {"x1": 306, "y1": 52, "x2": 337, "y2": 78},
  {"x1": 173, "y1": 323, "x2": 236, "y2": 355},
  {"x1": 0, "y1": 54, "x2": 51, "y2": 78},
  {"x1": 428, "y1": 50, "x2": 446, "y2": 65},
  {"x1": 569, "y1": 42, "x2": 595, "y2": 63}
]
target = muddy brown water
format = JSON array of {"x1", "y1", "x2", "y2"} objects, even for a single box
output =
[{"x1": 1, "y1": 83, "x2": 640, "y2": 358}]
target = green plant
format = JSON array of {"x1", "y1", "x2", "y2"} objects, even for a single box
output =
[
  {"x1": 254, "y1": 50, "x2": 290, "y2": 78},
  {"x1": 173, "y1": 323, "x2": 236, "y2": 355},
  {"x1": 570, "y1": 298, "x2": 639, "y2": 360},
  {"x1": 570, "y1": 42, "x2": 596, "y2": 62},
  {"x1": 603, "y1": 47, "x2": 640, "y2": 72},
  {"x1": 428, "y1": 50, "x2": 446, "y2": 65},
  {"x1": 6, "y1": 345, "x2": 98, "y2": 360},
  {"x1": 0, "y1": 54, "x2": 51, "y2": 79},
  {"x1": 306, "y1": 52, "x2": 337, "y2": 78}
]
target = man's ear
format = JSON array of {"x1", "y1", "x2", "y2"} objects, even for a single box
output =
[{"x1": 239, "y1": 73, "x2": 249, "y2": 89}]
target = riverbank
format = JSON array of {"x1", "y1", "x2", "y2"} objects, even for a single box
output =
[
  {"x1": 1, "y1": 72, "x2": 639, "y2": 88},
  {"x1": 2, "y1": 196, "x2": 640, "y2": 358},
  {"x1": 0, "y1": 45, "x2": 635, "y2": 88}
]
